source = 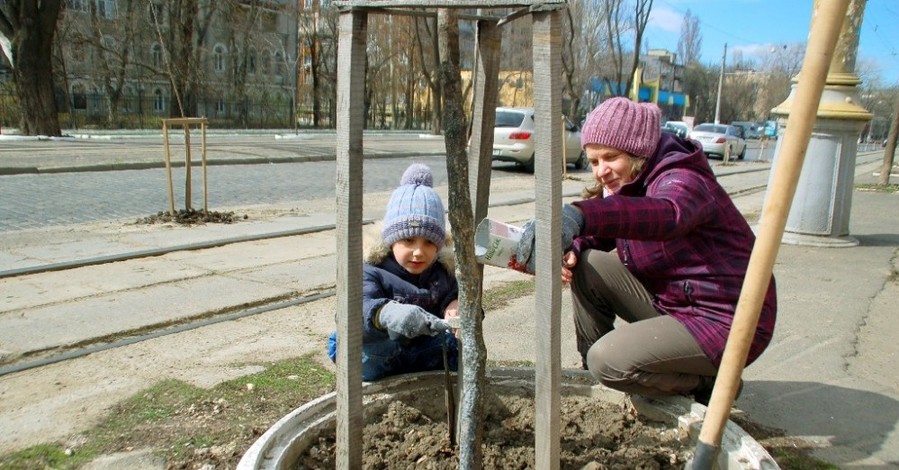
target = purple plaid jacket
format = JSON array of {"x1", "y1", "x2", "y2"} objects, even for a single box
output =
[{"x1": 570, "y1": 133, "x2": 776, "y2": 367}]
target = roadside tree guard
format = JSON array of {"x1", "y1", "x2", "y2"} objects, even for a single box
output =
[{"x1": 161, "y1": 117, "x2": 209, "y2": 214}]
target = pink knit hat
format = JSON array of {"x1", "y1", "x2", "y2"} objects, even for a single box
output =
[{"x1": 580, "y1": 97, "x2": 662, "y2": 159}]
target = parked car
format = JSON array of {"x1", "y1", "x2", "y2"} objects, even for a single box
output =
[
  {"x1": 689, "y1": 123, "x2": 747, "y2": 160},
  {"x1": 661, "y1": 120, "x2": 690, "y2": 138},
  {"x1": 731, "y1": 121, "x2": 761, "y2": 140},
  {"x1": 491, "y1": 107, "x2": 586, "y2": 173}
]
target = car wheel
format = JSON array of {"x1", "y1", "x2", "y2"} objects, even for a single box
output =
[
  {"x1": 523, "y1": 154, "x2": 535, "y2": 173},
  {"x1": 574, "y1": 151, "x2": 587, "y2": 170}
]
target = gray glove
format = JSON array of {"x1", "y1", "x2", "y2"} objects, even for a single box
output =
[
  {"x1": 515, "y1": 204, "x2": 584, "y2": 274},
  {"x1": 377, "y1": 302, "x2": 451, "y2": 340}
]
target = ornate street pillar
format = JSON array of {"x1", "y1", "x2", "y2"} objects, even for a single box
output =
[{"x1": 769, "y1": 0, "x2": 872, "y2": 246}]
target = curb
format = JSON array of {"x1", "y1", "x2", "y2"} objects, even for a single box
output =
[{"x1": 0, "y1": 151, "x2": 447, "y2": 176}]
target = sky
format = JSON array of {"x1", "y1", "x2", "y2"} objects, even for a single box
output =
[{"x1": 644, "y1": 0, "x2": 899, "y2": 86}]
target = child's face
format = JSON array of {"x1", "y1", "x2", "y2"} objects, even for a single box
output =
[{"x1": 392, "y1": 236, "x2": 439, "y2": 275}]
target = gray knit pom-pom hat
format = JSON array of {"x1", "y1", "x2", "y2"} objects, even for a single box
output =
[{"x1": 381, "y1": 163, "x2": 446, "y2": 247}]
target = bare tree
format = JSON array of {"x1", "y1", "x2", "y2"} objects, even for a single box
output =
[
  {"x1": 561, "y1": 1, "x2": 604, "y2": 118},
  {"x1": 676, "y1": 8, "x2": 701, "y2": 66},
  {"x1": 720, "y1": 73, "x2": 760, "y2": 123},
  {"x1": 880, "y1": 89, "x2": 898, "y2": 185},
  {"x1": 626, "y1": 0, "x2": 653, "y2": 98},
  {"x1": 0, "y1": 0, "x2": 63, "y2": 136},
  {"x1": 299, "y1": 0, "x2": 337, "y2": 127},
  {"x1": 756, "y1": 43, "x2": 804, "y2": 120},
  {"x1": 366, "y1": 15, "x2": 404, "y2": 129},
  {"x1": 570, "y1": 1, "x2": 614, "y2": 111},
  {"x1": 150, "y1": 0, "x2": 214, "y2": 118},
  {"x1": 598, "y1": 0, "x2": 626, "y2": 96},
  {"x1": 682, "y1": 62, "x2": 716, "y2": 123},
  {"x1": 414, "y1": 15, "x2": 442, "y2": 134},
  {"x1": 62, "y1": 0, "x2": 141, "y2": 128},
  {"x1": 435, "y1": 8, "x2": 485, "y2": 468},
  {"x1": 219, "y1": 0, "x2": 263, "y2": 127},
  {"x1": 594, "y1": 0, "x2": 653, "y2": 100}
]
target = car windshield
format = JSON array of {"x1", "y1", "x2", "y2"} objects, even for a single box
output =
[
  {"x1": 695, "y1": 124, "x2": 727, "y2": 134},
  {"x1": 495, "y1": 110, "x2": 526, "y2": 128}
]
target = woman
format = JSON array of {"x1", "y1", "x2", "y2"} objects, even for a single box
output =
[{"x1": 515, "y1": 97, "x2": 776, "y2": 404}]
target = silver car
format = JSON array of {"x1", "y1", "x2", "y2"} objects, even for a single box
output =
[
  {"x1": 492, "y1": 107, "x2": 586, "y2": 172},
  {"x1": 689, "y1": 123, "x2": 747, "y2": 160}
]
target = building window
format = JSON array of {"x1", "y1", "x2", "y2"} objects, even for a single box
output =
[
  {"x1": 153, "y1": 88, "x2": 165, "y2": 112},
  {"x1": 148, "y1": 2, "x2": 165, "y2": 24},
  {"x1": 71, "y1": 84, "x2": 87, "y2": 110},
  {"x1": 89, "y1": 86, "x2": 103, "y2": 111},
  {"x1": 216, "y1": 98, "x2": 226, "y2": 114},
  {"x1": 71, "y1": 44, "x2": 87, "y2": 63},
  {"x1": 274, "y1": 51, "x2": 284, "y2": 76},
  {"x1": 151, "y1": 43, "x2": 163, "y2": 67},
  {"x1": 95, "y1": 0, "x2": 117, "y2": 19},
  {"x1": 260, "y1": 49, "x2": 271, "y2": 75},
  {"x1": 66, "y1": 0, "x2": 88, "y2": 12},
  {"x1": 247, "y1": 48, "x2": 257, "y2": 74},
  {"x1": 262, "y1": 11, "x2": 278, "y2": 32},
  {"x1": 123, "y1": 85, "x2": 135, "y2": 112},
  {"x1": 213, "y1": 45, "x2": 226, "y2": 73},
  {"x1": 100, "y1": 35, "x2": 116, "y2": 50}
]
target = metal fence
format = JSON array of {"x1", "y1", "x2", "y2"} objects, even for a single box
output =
[
  {"x1": 0, "y1": 91, "x2": 443, "y2": 131},
  {"x1": 0, "y1": 92, "x2": 300, "y2": 130}
]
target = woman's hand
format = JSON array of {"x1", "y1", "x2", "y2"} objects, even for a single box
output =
[{"x1": 561, "y1": 251, "x2": 578, "y2": 285}]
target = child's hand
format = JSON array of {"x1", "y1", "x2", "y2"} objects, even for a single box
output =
[
  {"x1": 378, "y1": 302, "x2": 450, "y2": 340},
  {"x1": 444, "y1": 300, "x2": 459, "y2": 337}
]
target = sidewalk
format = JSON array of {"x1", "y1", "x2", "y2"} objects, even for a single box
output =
[{"x1": 0, "y1": 153, "x2": 897, "y2": 468}]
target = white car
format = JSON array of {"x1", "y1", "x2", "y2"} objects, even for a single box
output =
[
  {"x1": 491, "y1": 107, "x2": 586, "y2": 173},
  {"x1": 689, "y1": 123, "x2": 746, "y2": 160}
]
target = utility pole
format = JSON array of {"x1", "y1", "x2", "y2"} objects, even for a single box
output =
[{"x1": 714, "y1": 43, "x2": 726, "y2": 125}]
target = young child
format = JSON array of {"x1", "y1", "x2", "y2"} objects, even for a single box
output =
[{"x1": 327, "y1": 163, "x2": 459, "y2": 381}]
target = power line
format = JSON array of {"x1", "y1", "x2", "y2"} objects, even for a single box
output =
[{"x1": 655, "y1": 0, "x2": 769, "y2": 47}]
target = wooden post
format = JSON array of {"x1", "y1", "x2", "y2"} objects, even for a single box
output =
[
  {"x1": 184, "y1": 124, "x2": 192, "y2": 210},
  {"x1": 334, "y1": 9, "x2": 367, "y2": 470},
  {"x1": 202, "y1": 120, "x2": 208, "y2": 213},
  {"x1": 689, "y1": 1, "x2": 851, "y2": 467},
  {"x1": 532, "y1": 8, "x2": 563, "y2": 469},
  {"x1": 561, "y1": 116, "x2": 568, "y2": 177},
  {"x1": 160, "y1": 117, "x2": 209, "y2": 214},
  {"x1": 162, "y1": 121, "x2": 175, "y2": 214}
]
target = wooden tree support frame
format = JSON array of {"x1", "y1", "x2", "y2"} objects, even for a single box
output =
[
  {"x1": 162, "y1": 117, "x2": 209, "y2": 214},
  {"x1": 332, "y1": 2, "x2": 567, "y2": 469}
]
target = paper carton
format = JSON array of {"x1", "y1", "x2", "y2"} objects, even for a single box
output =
[{"x1": 474, "y1": 218, "x2": 524, "y2": 269}]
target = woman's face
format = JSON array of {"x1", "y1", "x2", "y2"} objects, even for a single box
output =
[{"x1": 584, "y1": 144, "x2": 637, "y2": 194}]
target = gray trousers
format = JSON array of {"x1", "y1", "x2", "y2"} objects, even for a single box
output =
[{"x1": 570, "y1": 249, "x2": 718, "y2": 397}]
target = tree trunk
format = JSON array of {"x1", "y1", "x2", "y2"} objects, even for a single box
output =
[
  {"x1": 436, "y1": 10, "x2": 485, "y2": 469},
  {"x1": 10, "y1": 1, "x2": 62, "y2": 136},
  {"x1": 880, "y1": 90, "x2": 899, "y2": 185}
]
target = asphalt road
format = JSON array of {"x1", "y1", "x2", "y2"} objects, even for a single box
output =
[
  {"x1": 0, "y1": 133, "x2": 776, "y2": 233},
  {"x1": 0, "y1": 162, "x2": 549, "y2": 233}
]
